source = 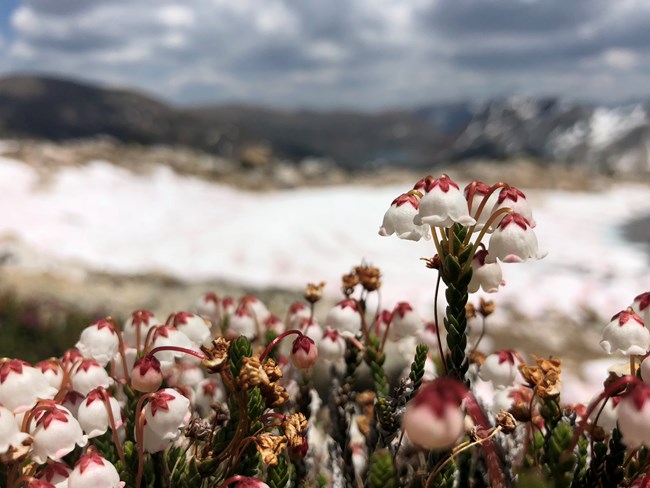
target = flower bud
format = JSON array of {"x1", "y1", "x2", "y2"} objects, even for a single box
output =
[
  {"x1": 618, "y1": 381, "x2": 650, "y2": 448},
  {"x1": 469, "y1": 250, "x2": 504, "y2": 293},
  {"x1": 487, "y1": 213, "x2": 544, "y2": 263},
  {"x1": 325, "y1": 299, "x2": 361, "y2": 335},
  {"x1": 632, "y1": 292, "x2": 650, "y2": 327},
  {"x1": 379, "y1": 193, "x2": 430, "y2": 241},
  {"x1": 319, "y1": 328, "x2": 346, "y2": 362},
  {"x1": 413, "y1": 175, "x2": 476, "y2": 228},
  {"x1": 402, "y1": 378, "x2": 467, "y2": 449},
  {"x1": 291, "y1": 336, "x2": 318, "y2": 369},
  {"x1": 600, "y1": 309, "x2": 650, "y2": 356},
  {"x1": 75, "y1": 319, "x2": 119, "y2": 367},
  {"x1": 0, "y1": 360, "x2": 57, "y2": 413},
  {"x1": 30, "y1": 403, "x2": 88, "y2": 464},
  {"x1": 144, "y1": 388, "x2": 191, "y2": 441},
  {"x1": 233, "y1": 478, "x2": 270, "y2": 488},
  {"x1": 478, "y1": 350, "x2": 518, "y2": 388},
  {"x1": 71, "y1": 360, "x2": 113, "y2": 396},
  {"x1": 122, "y1": 310, "x2": 159, "y2": 348},
  {"x1": 388, "y1": 302, "x2": 421, "y2": 341},
  {"x1": 77, "y1": 388, "x2": 123, "y2": 438},
  {"x1": 171, "y1": 311, "x2": 212, "y2": 345},
  {"x1": 0, "y1": 404, "x2": 31, "y2": 455},
  {"x1": 67, "y1": 451, "x2": 124, "y2": 488}
]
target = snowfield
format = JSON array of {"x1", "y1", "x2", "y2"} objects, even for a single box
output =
[{"x1": 1, "y1": 157, "x2": 649, "y2": 326}]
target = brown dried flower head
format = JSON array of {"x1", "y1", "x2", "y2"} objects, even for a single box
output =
[
  {"x1": 519, "y1": 355, "x2": 562, "y2": 399},
  {"x1": 185, "y1": 418, "x2": 212, "y2": 442},
  {"x1": 468, "y1": 350, "x2": 486, "y2": 366},
  {"x1": 238, "y1": 355, "x2": 270, "y2": 390},
  {"x1": 256, "y1": 433, "x2": 287, "y2": 465},
  {"x1": 262, "y1": 358, "x2": 283, "y2": 383},
  {"x1": 355, "y1": 264, "x2": 381, "y2": 291},
  {"x1": 200, "y1": 337, "x2": 230, "y2": 374},
  {"x1": 304, "y1": 282, "x2": 326, "y2": 304},
  {"x1": 479, "y1": 297, "x2": 495, "y2": 317},
  {"x1": 421, "y1": 254, "x2": 441, "y2": 270},
  {"x1": 283, "y1": 413, "x2": 308, "y2": 449},
  {"x1": 496, "y1": 411, "x2": 517, "y2": 434},
  {"x1": 466, "y1": 302, "x2": 477, "y2": 319},
  {"x1": 267, "y1": 383, "x2": 290, "y2": 408},
  {"x1": 341, "y1": 272, "x2": 359, "y2": 296}
]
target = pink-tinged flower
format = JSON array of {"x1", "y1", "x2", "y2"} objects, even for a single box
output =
[
  {"x1": 0, "y1": 360, "x2": 57, "y2": 413},
  {"x1": 67, "y1": 451, "x2": 124, "y2": 488},
  {"x1": 77, "y1": 388, "x2": 122, "y2": 439},
  {"x1": 142, "y1": 422, "x2": 174, "y2": 453},
  {"x1": 231, "y1": 477, "x2": 270, "y2": 488},
  {"x1": 194, "y1": 379, "x2": 223, "y2": 416},
  {"x1": 37, "y1": 461, "x2": 71, "y2": 488},
  {"x1": 171, "y1": 311, "x2": 212, "y2": 345},
  {"x1": 374, "y1": 310, "x2": 392, "y2": 337},
  {"x1": 319, "y1": 328, "x2": 346, "y2": 362},
  {"x1": 413, "y1": 175, "x2": 476, "y2": 228},
  {"x1": 388, "y1": 302, "x2": 422, "y2": 341},
  {"x1": 71, "y1": 360, "x2": 113, "y2": 396},
  {"x1": 30, "y1": 404, "x2": 88, "y2": 464},
  {"x1": 0, "y1": 404, "x2": 31, "y2": 455},
  {"x1": 264, "y1": 315, "x2": 285, "y2": 334},
  {"x1": 287, "y1": 302, "x2": 311, "y2": 329},
  {"x1": 379, "y1": 193, "x2": 430, "y2": 241},
  {"x1": 478, "y1": 351, "x2": 518, "y2": 388},
  {"x1": 35, "y1": 360, "x2": 64, "y2": 390},
  {"x1": 221, "y1": 296, "x2": 236, "y2": 316},
  {"x1": 490, "y1": 187, "x2": 535, "y2": 229},
  {"x1": 195, "y1": 292, "x2": 221, "y2": 321},
  {"x1": 131, "y1": 355, "x2": 163, "y2": 393},
  {"x1": 402, "y1": 378, "x2": 467, "y2": 449},
  {"x1": 144, "y1": 388, "x2": 191, "y2": 441},
  {"x1": 617, "y1": 381, "x2": 650, "y2": 448},
  {"x1": 238, "y1": 295, "x2": 270, "y2": 323},
  {"x1": 464, "y1": 181, "x2": 499, "y2": 232},
  {"x1": 61, "y1": 391, "x2": 85, "y2": 418},
  {"x1": 227, "y1": 305, "x2": 258, "y2": 340},
  {"x1": 632, "y1": 476, "x2": 650, "y2": 488},
  {"x1": 325, "y1": 299, "x2": 361, "y2": 335},
  {"x1": 150, "y1": 326, "x2": 195, "y2": 371},
  {"x1": 632, "y1": 292, "x2": 650, "y2": 328},
  {"x1": 588, "y1": 395, "x2": 619, "y2": 433},
  {"x1": 291, "y1": 336, "x2": 318, "y2": 369},
  {"x1": 122, "y1": 310, "x2": 160, "y2": 348},
  {"x1": 486, "y1": 213, "x2": 545, "y2": 263},
  {"x1": 75, "y1": 319, "x2": 119, "y2": 367},
  {"x1": 468, "y1": 250, "x2": 505, "y2": 293},
  {"x1": 600, "y1": 310, "x2": 650, "y2": 356}
]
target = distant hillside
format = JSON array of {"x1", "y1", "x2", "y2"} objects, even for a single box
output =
[{"x1": 0, "y1": 75, "x2": 649, "y2": 173}]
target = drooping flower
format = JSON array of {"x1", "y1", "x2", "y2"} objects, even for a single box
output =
[
  {"x1": 287, "y1": 302, "x2": 311, "y2": 329},
  {"x1": 122, "y1": 310, "x2": 160, "y2": 349},
  {"x1": 291, "y1": 335, "x2": 318, "y2": 369},
  {"x1": 70, "y1": 360, "x2": 113, "y2": 396},
  {"x1": 35, "y1": 360, "x2": 64, "y2": 390},
  {"x1": 325, "y1": 299, "x2": 361, "y2": 335},
  {"x1": 238, "y1": 295, "x2": 271, "y2": 323},
  {"x1": 144, "y1": 388, "x2": 191, "y2": 442},
  {"x1": 388, "y1": 302, "x2": 422, "y2": 341},
  {"x1": 319, "y1": 328, "x2": 346, "y2": 362},
  {"x1": 194, "y1": 379, "x2": 222, "y2": 416},
  {"x1": 67, "y1": 451, "x2": 125, "y2": 488},
  {"x1": 632, "y1": 292, "x2": 650, "y2": 328},
  {"x1": 195, "y1": 292, "x2": 221, "y2": 322},
  {"x1": 0, "y1": 404, "x2": 31, "y2": 455},
  {"x1": 30, "y1": 403, "x2": 88, "y2": 464},
  {"x1": 131, "y1": 355, "x2": 163, "y2": 393},
  {"x1": 487, "y1": 213, "x2": 545, "y2": 263},
  {"x1": 150, "y1": 326, "x2": 196, "y2": 371},
  {"x1": 264, "y1": 315, "x2": 285, "y2": 334},
  {"x1": 75, "y1": 319, "x2": 119, "y2": 367},
  {"x1": 37, "y1": 461, "x2": 71, "y2": 488},
  {"x1": 490, "y1": 187, "x2": 535, "y2": 229},
  {"x1": 413, "y1": 175, "x2": 476, "y2": 228},
  {"x1": 478, "y1": 350, "x2": 518, "y2": 388},
  {"x1": 402, "y1": 378, "x2": 467, "y2": 449},
  {"x1": 617, "y1": 381, "x2": 650, "y2": 448},
  {"x1": 227, "y1": 305, "x2": 258, "y2": 340},
  {"x1": 379, "y1": 193, "x2": 430, "y2": 241},
  {"x1": 464, "y1": 181, "x2": 499, "y2": 232},
  {"x1": 77, "y1": 388, "x2": 123, "y2": 439},
  {"x1": 468, "y1": 249, "x2": 505, "y2": 293},
  {"x1": 0, "y1": 360, "x2": 57, "y2": 413},
  {"x1": 600, "y1": 309, "x2": 650, "y2": 356}
]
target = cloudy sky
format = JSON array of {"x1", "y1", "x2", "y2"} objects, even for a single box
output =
[{"x1": 0, "y1": 0, "x2": 648, "y2": 109}]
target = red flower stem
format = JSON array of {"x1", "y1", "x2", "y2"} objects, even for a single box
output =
[
  {"x1": 21, "y1": 402, "x2": 55, "y2": 433},
  {"x1": 134, "y1": 393, "x2": 155, "y2": 488},
  {"x1": 143, "y1": 325, "x2": 160, "y2": 353},
  {"x1": 260, "y1": 330, "x2": 304, "y2": 361},
  {"x1": 110, "y1": 317, "x2": 130, "y2": 381},
  {"x1": 471, "y1": 182, "x2": 509, "y2": 223},
  {"x1": 99, "y1": 387, "x2": 126, "y2": 466},
  {"x1": 569, "y1": 375, "x2": 638, "y2": 451},
  {"x1": 148, "y1": 346, "x2": 207, "y2": 361}
]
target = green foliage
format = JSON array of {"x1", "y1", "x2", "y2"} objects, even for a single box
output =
[
  {"x1": 365, "y1": 334, "x2": 389, "y2": 398},
  {"x1": 368, "y1": 449, "x2": 396, "y2": 488},
  {"x1": 407, "y1": 343, "x2": 429, "y2": 402},
  {"x1": 268, "y1": 454, "x2": 291, "y2": 488},
  {"x1": 543, "y1": 422, "x2": 575, "y2": 488},
  {"x1": 229, "y1": 335, "x2": 253, "y2": 377}
]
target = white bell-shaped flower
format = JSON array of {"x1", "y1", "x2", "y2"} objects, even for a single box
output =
[
  {"x1": 0, "y1": 404, "x2": 31, "y2": 455},
  {"x1": 413, "y1": 175, "x2": 476, "y2": 228},
  {"x1": 112, "y1": 346, "x2": 137, "y2": 377},
  {"x1": 600, "y1": 310, "x2": 650, "y2": 356},
  {"x1": 195, "y1": 292, "x2": 221, "y2": 322},
  {"x1": 478, "y1": 351, "x2": 518, "y2": 388},
  {"x1": 415, "y1": 322, "x2": 440, "y2": 351},
  {"x1": 168, "y1": 364, "x2": 204, "y2": 388},
  {"x1": 142, "y1": 422, "x2": 175, "y2": 453},
  {"x1": 287, "y1": 302, "x2": 311, "y2": 329},
  {"x1": 487, "y1": 213, "x2": 544, "y2": 263},
  {"x1": 469, "y1": 250, "x2": 505, "y2": 293},
  {"x1": 35, "y1": 360, "x2": 64, "y2": 390},
  {"x1": 388, "y1": 302, "x2": 422, "y2": 341},
  {"x1": 379, "y1": 193, "x2": 430, "y2": 241},
  {"x1": 464, "y1": 181, "x2": 499, "y2": 232},
  {"x1": 319, "y1": 328, "x2": 346, "y2": 362},
  {"x1": 0, "y1": 360, "x2": 57, "y2": 413},
  {"x1": 61, "y1": 391, "x2": 85, "y2": 418},
  {"x1": 238, "y1": 295, "x2": 270, "y2": 323},
  {"x1": 144, "y1": 388, "x2": 190, "y2": 441},
  {"x1": 325, "y1": 299, "x2": 361, "y2": 335},
  {"x1": 67, "y1": 451, "x2": 124, "y2": 488},
  {"x1": 264, "y1": 315, "x2": 285, "y2": 334},
  {"x1": 123, "y1": 310, "x2": 160, "y2": 349},
  {"x1": 150, "y1": 326, "x2": 195, "y2": 372},
  {"x1": 71, "y1": 360, "x2": 113, "y2": 396},
  {"x1": 75, "y1": 319, "x2": 119, "y2": 367},
  {"x1": 588, "y1": 394, "x2": 619, "y2": 433},
  {"x1": 194, "y1": 379, "x2": 223, "y2": 416},
  {"x1": 618, "y1": 381, "x2": 650, "y2": 448},
  {"x1": 30, "y1": 403, "x2": 88, "y2": 464},
  {"x1": 37, "y1": 461, "x2": 71, "y2": 488},
  {"x1": 77, "y1": 388, "x2": 123, "y2": 439},
  {"x1": 402, "y1": 378, "x2": 467, "y2": 449},
  {"x1": 171, "y1": 311, "x2": 212, "y2": 345},
  {"x1": 490, "y1": 387, "x2": 517, "y2": 415},
  {"x1": 632, "y1": 292, "x2": 650, "y2": 328},
  {"x1": 490, "y1": 187, "x2": 535, "y2": 229},
  {"x1": 227, "y1": 306, "x2": 258, "y2": 340}
]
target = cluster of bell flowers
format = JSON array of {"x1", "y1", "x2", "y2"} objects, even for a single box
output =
[{"x1": 379, "y1": 174, "x2": 545, "y2": 294}]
